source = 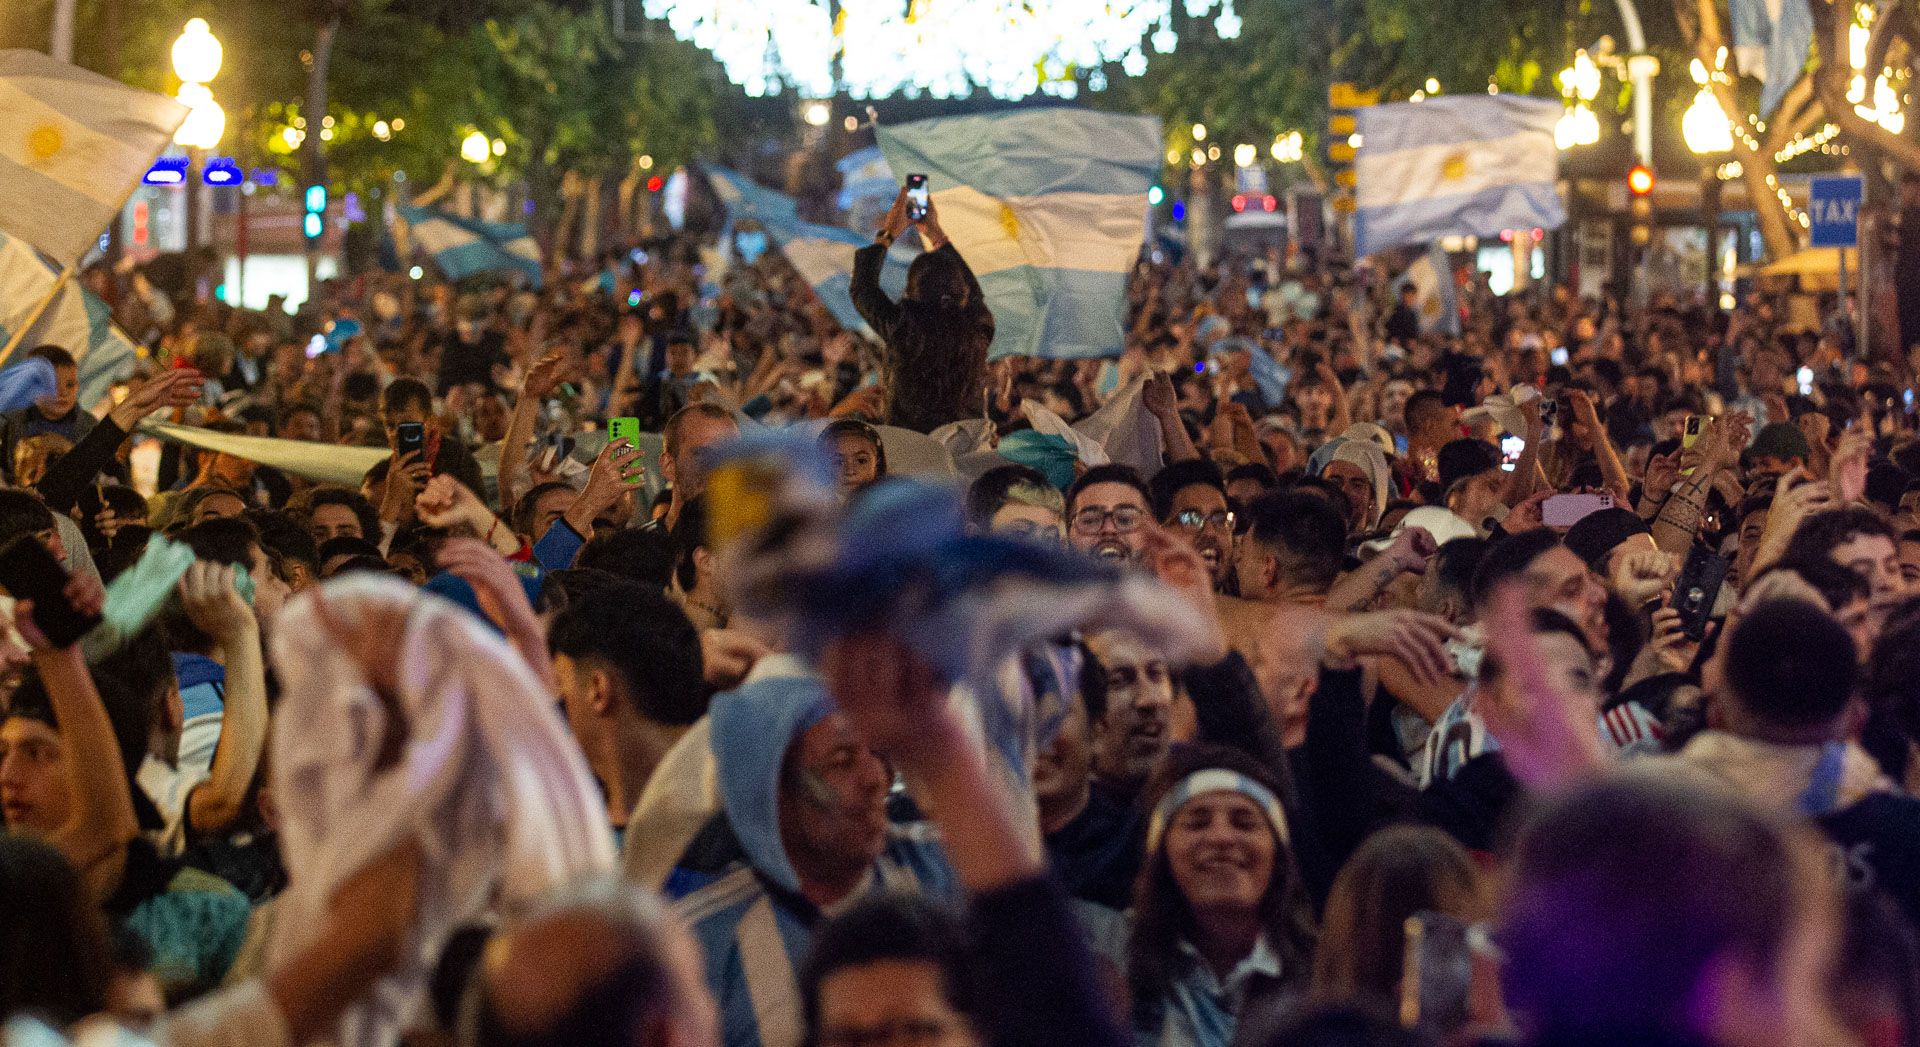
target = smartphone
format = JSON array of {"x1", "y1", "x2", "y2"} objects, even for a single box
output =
[
  {"x1": 905, "y1": 174, "x2": 929, "y2": 222},
  {"x1": 1401, "y1": 911, "x2": 1487, "y2": 1034},
  {"x1": 606, "y1": 417, "x2": 644, "y2": 486},
  {"x1": 395, "y1": 421, "x2": 426, "y2": 459},
  {"x1": 1543, "y1": 491, "x2": 1614, "y2": 528},
  {"x1": 1499, "y1": 434, "x2": 1525, "y2": 472},
  {"x1": 1673, "y1": 547, "x2": 1732, "y2": 640},
  {"x1": 1797, "y1": 366, "x2": 1815, "y2": 396},
  {"x1": 0, "y1": 536, "x2": 101, "y2": 648},
  {"x1": 1680, "y1": 414, "x2": 1710, "y2": 477}
]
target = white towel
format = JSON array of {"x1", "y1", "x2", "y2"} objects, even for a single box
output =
[{"x1": 265, "y1": 575, "x2": 613, "y2": 1047}]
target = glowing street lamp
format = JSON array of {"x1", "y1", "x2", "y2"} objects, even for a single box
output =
[
  {"x1": 171, "y1": 17, "x2": 223, "y2": 85},
  {"x1": 1555, "y1": 49, "x2": 1602, "y2": 150},
  {"x1": 461, "y1": 130, "x2": 492, "y2": 164}
]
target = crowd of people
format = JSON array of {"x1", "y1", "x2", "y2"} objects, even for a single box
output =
[{"x1": 3, "y1": 181, "x2": 1920, "y2": 1047}]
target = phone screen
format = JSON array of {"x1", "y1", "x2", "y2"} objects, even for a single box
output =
[
  {"x1": 1500, "y1": 434, "x2": 1524, "y2": 472},
  {"x1": 395, "y1": 422, "x2": 425, "y2": 457},
  {"x1": 1797, "y1": 366, "x2": 1815, "y2": 396},
  {"x1": 905, "y1": 174, "x2": 929, "y2": 221},
  {"x1": 1550, "y1": 346, "x2": 1570, "y2": 366}
]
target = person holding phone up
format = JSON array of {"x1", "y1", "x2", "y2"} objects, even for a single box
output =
[{"x1": 850, "y1": 181, "x2": 995, "y2": 435}]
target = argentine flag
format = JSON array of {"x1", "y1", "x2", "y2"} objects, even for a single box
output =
[
  {"x1": 0, "y1": 50, "x2": 187, "y2": 267},
  {"x1": 704, "y1": 166, "x2": 912, "y2": 338},
  {"x1": 1354, "y1": 96, "x2": 1564, "y2": 260},
  {"x1": 397, "y1": 205, "x2": 543, "y2": 287},
  {"x1": 876, "y1": 109, "x2": 1161, "y2": 360},
  {"x1": 0, "y1": 230, "x2": 139, "y2": 406}
]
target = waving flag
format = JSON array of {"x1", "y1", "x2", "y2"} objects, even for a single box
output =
[
  {"x1": 877, "y1": 109, "x2": 1161, "y2": 360},
  {"x1": 0, "y1": 230, "x2": 138, "y2": 405},
  {"x1": 836, "y1": 145, "x2": 898, "y2": 232},
  {"x1": 396, "y1": 205, "x2": 543, "y2": 286},
  {"x1": 1354, "y1": 96, "x2": 1564, "y2": 259},
  {"x1": 0, "y1": 50, "x2": 188, "y2": 267},
  {"x1": 704, "y1": 165, "x2": 912, "y2": 337}
]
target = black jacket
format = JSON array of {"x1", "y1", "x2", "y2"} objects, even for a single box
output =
[{"x1": 849, "y1": 241, "x2": 994, "y2": 433}]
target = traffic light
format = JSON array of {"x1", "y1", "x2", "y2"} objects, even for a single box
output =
[
  {"x1": 302, "y1": 184, "x2": 327, "y2": 241},
  {"x1": 1627, "y1": 164, "x2": 1654, "y2": 248}
]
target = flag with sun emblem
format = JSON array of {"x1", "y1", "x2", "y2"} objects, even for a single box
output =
[
  {"x1": 0, "y1": 50, "x2": 188, "y2": 267},
  {"x1": 1354, "y1": 96, "x2": 1564, "y2": 259},
  {"x1": 877, "y1": 109, "x2": 1161, "y2": 360}
]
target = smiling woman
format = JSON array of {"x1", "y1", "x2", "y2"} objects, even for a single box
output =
[{"x1": 1127, "y1": 745, "x2": 1316, "y2": 1047}]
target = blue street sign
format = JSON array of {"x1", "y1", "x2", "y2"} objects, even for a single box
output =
[{"x1": 1808, "y1": 175, "x2": 1863, "y2": 248}]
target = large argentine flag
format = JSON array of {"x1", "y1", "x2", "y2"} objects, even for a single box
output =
[
  {"x1": 0, "y1": 231, "x2": 139, "y2": 407},
  {"x1": 397, "y1": 206, "x2": 543, "y2": 287},
  {"x1": 704, "y1": 165, "x2": 912, "y2": 338},
  {"x1": 0, "y1": 50, "x2": 187, "y2": 267},
  {"x1": 1354, "y1": 96, "x2": 1565, "y2": 260},
  {"x1": 877, "y1": 109, "x2": 1161, "y2": 360}
]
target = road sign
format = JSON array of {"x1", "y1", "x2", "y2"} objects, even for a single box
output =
[
  {"x1": 1329, "y1": 83, "x2": 1380, "y2": 109},
  {"x1": 1808, "y1": 175, "x2": 1863, "y2": 248}
]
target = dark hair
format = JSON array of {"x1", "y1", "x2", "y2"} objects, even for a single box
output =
[
  {"x1": 800, "y1": 892, "x2": 976, "y2": 1047},
  {"x1": 1128, "y1": 744, "x2": 1316, "y2": 1015},
  {"x1": 513, "y1": 481, "x2": 579, "y2": 539},
  {"x1": 301, "y1": 485, "x2": 382, "y2": 542},
  {"x1": 1436, "y1": 439, "x2": 1501, "y2": 495},
  {"x1": 0, "y1": 835, "x2": 112, "y2": 1026},
  {"x1": 1309, "y1": 825, "x2": 1480, "y2": 1009},
  {"x1": 1236, "y1": 1003, "x2": 1431, "y2": 1047},
  {"x1": 318, "y1": 535, "x2": 384, "y2": 564},
  {"x1": 1077, "y1": 638, "x2": 1109, "y2": 722},
  {"x1": 964, "y1": 463, "x2": 1059, "y2": 530},
  {"x1": 670, "y1": 495, "x2": 708, "y2": 594},
  {"x1": 1404, "y1": 390, "x2": 1451, "y2": 431},
  {"x1": 1431, "y1": 537, "x2": 1491, "y2": 603},
  {"x1": 176, "y1": 515, "x2": 262, "y2": 569},
  {"x1": 575, "y1": 527, "x2": 674, "y2": 587},
  {"x1": 1867, "y1": 597, "x2": 1920, "y2": 754},
  {"x1": 1224, "y1": 462, "x2": 1280, "y2": 494},
  {"x1": 277, "y1": 400, "x2": 323, "y2": 430},
  {"x1": 1725, "y1": 598, "x2": 1858, "y2": 731},
  {"x1": 820, "y1": 419, "x2": 888, "y2": 473},
  {"x1": 903, "y1": 247, "x2": 972, "y2": 310},
  {"x1": 382, "y1": 377, "x2": 434, "y2": 416},
  {"x1": 1469, "y1": 529, "x2": 1563, "y2": 610},
  {"x1": 1148, "y1": 459, "x2": 1227, "y2": 523},
  {"x1": 548, "y1": 581, "x2": 707, "y2": 726},
  {"x1": 1768, "y1": 556, "x2": 1871, "y2": 613},
  {"x1": 1502, "y1": 773, "x2": 1809, "y2": 1040},
  {"x1": 663, "y1": 402, "x2": 736, "y2": 461},
  {"x1": 0, "y1": 487, "x2": 56, "y2": 547},
  {"x1": 27, "y1": 344, "x2": 77, "y2": 370},
  {"x1": 1242, "y1": 490, "x2": 1348, "y2": 592},
  {"x1": 1065, "y1": 463, "x2": 1150, "y2": 517},
  {"x1": 1782, "y1": 507, "x2": 1898, "y2": 566},
  {"x1": 329, "y1": 554, "x2": 398, "y2": 578},
  {"x1": 534, "y1": 567, "x2": 626, "y2": 617},
  {"x1": 248, "y1": 507, "x2": 320, "y2": 577}
]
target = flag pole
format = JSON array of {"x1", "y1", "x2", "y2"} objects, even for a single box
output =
[{"x1": 0, "y1": 264, "x2": 77, "y2": 371}]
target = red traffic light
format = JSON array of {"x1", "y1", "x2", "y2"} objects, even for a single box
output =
[
  {"x1": 646, "y1": 175, "x2": 664, "y2": 193},
  {"x1": 1627, "y1": 164, "x2": 1655, "y2": 196}
]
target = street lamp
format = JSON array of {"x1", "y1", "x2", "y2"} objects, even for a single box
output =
[
  {"x1": 461, "y1": 130, "x2": 492, "y2": 165},
  {"x1": 1555, "y1": 49, "x2": 1602, "y2": 150},
  {"x1": 1683, "y1": 58, "x2": 1732, "y2": 311},
  {"x1": 171, "y1": 18, "x2": 224, "y2": 256}
]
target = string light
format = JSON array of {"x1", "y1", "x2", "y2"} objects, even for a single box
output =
[{"x1": 641, "y1": 0, "x2": 1244, "y2": 100}]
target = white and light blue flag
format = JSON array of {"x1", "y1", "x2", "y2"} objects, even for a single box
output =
[
  {"x1": 836, "y1": 145, "x2": 898, "y2": 232},
  {"x1": 704, "y1": 165, "x2": 912, "y2": 337},
  {"x1": 876, "y1": 109, "x2": 1161, "y2": 360},
  {"x1": 0, "y1": 50, "x2": 188, "y2": 267},
  {"x1": 1727, "y1": 0, "x2": 1813, "y2": 115},
  {"x1": 0, "y1": 230, "x2": 139, "y2": 406},
  {"x1": 1354, "y1": 97, "x2": 1565, "y2": 260},
  {"x1": 396, "y1": 205, "x2": 543, "y2": 287}
]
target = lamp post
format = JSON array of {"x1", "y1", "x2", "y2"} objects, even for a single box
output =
[
  {"x1": 171, "y1": 19, "x2": 224, "y2": 256},
  {"x1": 1683, "y1": 58, "x2": 1732, "y2": 311}
]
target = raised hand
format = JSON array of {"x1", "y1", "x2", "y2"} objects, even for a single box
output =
[
  {"x1": 1609, "y1": 548, "x2": 1680, "y2": 607},
  {"x1": 109, "y1": 368, "x2": 205, "y2": 430},
  {"x1": 522, "y1": 350, "x2": 567, "y2": 400},
  {"x1": 564, "y1": 438, "x2": 643, "y2": 536},
  {"x1": 1139, "y1": 523, "x2": 1228, "y2": 664},
  {"x1": 1322, "y1": 608, "x2": 1460, "y2": 686},
  {"x1": 178, "y1": 561, "x2": 256, "y2": 641}
]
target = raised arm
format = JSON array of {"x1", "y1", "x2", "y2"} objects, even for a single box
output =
[
  {"x1": 1569, "y1": 390, "x2": 1631, "y2": 504},
  {"x1": 37, "y1": 369, "x2": 203, "y2": 513},
  {"x1": 12, "y1": 576, "x2": 137, "y2": 902},
  {"x1": 179, "y1": 562, "x2": 269, "y2": 840},
  {"x1": 498, "y1": 351, "x2": 565, "y2": 515},
  {"x1": 851, "y1": 190, "x2": 910, "y2": 339}
]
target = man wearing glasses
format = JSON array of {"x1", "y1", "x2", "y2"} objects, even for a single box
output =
[
  {"x1": 1148, "y1": 460, "x2": 1236, "y2": 592},
  {"x1": 1063, "y1": 464, "x2": 1155, "y2": 564}
]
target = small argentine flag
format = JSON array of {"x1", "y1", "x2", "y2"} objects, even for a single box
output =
[
  {"x1": 397, "y1": 205, "x2": 543, "y2": 287},
  {"x1": 704, "y1": 165, "x2": 912, "y2": 338},
  {"x1": 0, "y1": 230, "x2": 139, "y2": 406},
  {"x1": 1354, "y1": 96, "x2": 1565, "y2": 259},
  {"x1": 877, "y1": 109, "x2": 1161, "y2": 360},
  {"x1": 0, "y1": 50, "x2": 187, "y2": 268}
]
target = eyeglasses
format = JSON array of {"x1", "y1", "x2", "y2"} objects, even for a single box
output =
[
  {"x1": 1172, "y1": 509, "x2": 1235, "y2": 532},
  {"x1": 1070, "y1": 505, "x2": 1146, "y2": 535},
  {"x1": 818, "y1": 1019, "x2": 960, "y2": 1047}
]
